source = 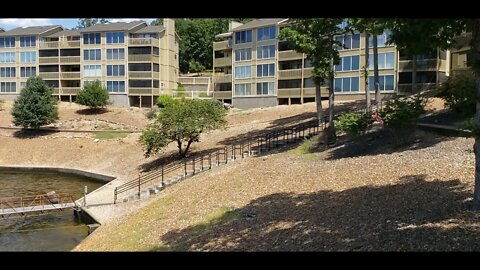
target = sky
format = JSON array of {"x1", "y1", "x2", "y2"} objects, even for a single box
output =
[{"x1": 0, "y1": 18, "x2": 156, "y2": 30}]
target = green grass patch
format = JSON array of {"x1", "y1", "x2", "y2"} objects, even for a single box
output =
[
  {"x1": 94, "y1": 131, "x2": 128, "y2": 140},
  {"x1": 291, "y1": 136, "x2": 316, "y2": 154}
]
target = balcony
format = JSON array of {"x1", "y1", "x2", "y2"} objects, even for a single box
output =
[
  {"x1": 61, "y1": 72, "x2": 80, "y2": 79},
  {"x1": 214, "y1": 74, "x2": 232, "y2": 84},
  {"x1": 278, "y1": 50, "x2": 303, "y2": 61},
  {"x1": 213, "y1": 57, "x2": 232, "y2": 67},
  {"x1": 213, "y1": 40, "x2": 231, "y2": 51},
  {"x1": 61, "y1": 40, "x2": 80, "y2": 48},
  {"x1": 129, "y1": 88, "x2": 153, "y2": 95},
  {"x1": 62, "y1": 87, "x2": 81, "y2": 95},
  {"x1": 39, "y1": 57, "x2": 59, "y2": 64},
  {"x1": 398, "y1": 59, "x2": 438, "y2": 71},
  {"x1": 398, "y1": 83, "x2": 436, "y2": 93},
  {"x1": 38, "y1": 72, "x2": 59, "y2": 79},
  {"x1": 39, "y1": 41, "x2": 59, "y2": 49},
  {"x1": 303, "y1": 68, "x2": 313, "y2": 78},
  {"x1": 179, "y1": 77, "x2": 211, "y2": 85},
  {"x1": 59, "y1": 56, "x2": 80, "y2": 63},
  {"x1": 128, "y1": 54, "x2": 153, "y2": 62},
  {"x1": 213, "y1": 91, "x2": 232, "y2": 99},
  {"x1": 278, "y1": 69, "x2": 302, "y2": 79},
  {"x1": 277, "y1": 88, "x2": 301, "y2": 98},
  {"x1": 303, "y1": 87, "x2": 328, "y2": 97},
  {"x1": 451, "y1": 68, "x2": 473, "y2": 77},
  {"x1": 52, "y1": 88, "x2": 60, "y2": 94},
  {"x1": 128, "y1": 38, "x2": 160, "y2": 46},
  {"x1": 129, "y1": 71, "x2": 153, "y2": 78}
]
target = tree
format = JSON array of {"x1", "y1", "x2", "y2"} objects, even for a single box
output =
[
  {"x1": 280, "y1": 19, "x2": 344, "y2": 143},
  {"x1": 11, "y1": 76, "x2": 58, "y2": 129},
  {"x1": 140, "y1": 99, "x2": 227, "y2": 158},
  {"x1": 75, "y1": 80, "x2": 109, "y2": 111},
  {"x1": 76, "y1": 18, "x2": 109, "y2": 29}
]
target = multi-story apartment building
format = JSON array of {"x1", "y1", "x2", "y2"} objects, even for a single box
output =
[
  {"x1": 0, "y1": 19, "x2": 179, "y2": 107},
  {"x1": 450, "y1": 32, "x2": 472, "y2": 77},
  {"x1": 212, "y1": 19, "x2": 449, "y2": 109}
]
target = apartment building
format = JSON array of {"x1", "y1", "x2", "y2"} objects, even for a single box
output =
[
  {"x1": 212, "y1": 19, "x2": 449, "y2": 109},
  {"x1": 449, "y1": 32, "x2": 472, "y2": 77},
  {"x1": 0, "y1": 19, "x2": 179, "y2": 107}
]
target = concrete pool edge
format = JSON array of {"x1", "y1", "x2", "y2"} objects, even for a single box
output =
[{"x1": 0, "y1": 166, "x2": 116, "y2": 183}]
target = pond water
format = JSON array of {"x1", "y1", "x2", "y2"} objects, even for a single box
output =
[{"x1": 0, "y1": 171, "x2": 104, "y2": 251}]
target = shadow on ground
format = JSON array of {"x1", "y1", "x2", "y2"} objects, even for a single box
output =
[
  {"x1": 154, "y1": 175, "x2": 480, "y2": 251},
  {"x1": 75, "y1": 108, "x2": 110, "y2": 115},
  {"x1": 12, "y1": 128, "x2": 58, "y2": 139}
]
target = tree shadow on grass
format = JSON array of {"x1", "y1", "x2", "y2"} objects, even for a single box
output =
[
  {"x1": 76, "y1": 108, "x2": 109, "y2": 115},
  {"x1": 12, "y1": 128, "x2": 58, "y2": 139},
  {"x1": 154, "y1": 175, "x2": 480, "y2": 251}
]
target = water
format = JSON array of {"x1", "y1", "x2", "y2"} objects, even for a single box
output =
[{"x1": 0, "y1": 171, "x2": 104, "y2": 251}]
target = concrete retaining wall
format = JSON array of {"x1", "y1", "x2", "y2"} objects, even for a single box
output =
[{"x1": 0, "y1": 166, "x2": 115, "y2": 182}]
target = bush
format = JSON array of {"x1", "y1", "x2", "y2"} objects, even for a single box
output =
[
  {"x1": 75, "y1": 80, "x2": 109, "y2": 110},
  {"x1": 199, "y1": 92, "x2": 212, "y2": 98},
  {"x1": 335, "y1": 112, "x2": 372, "y2": 136},
  {"x1": 156, "y1": 94, "x2": 179, "y2": 108},
  {"x1": 177, "y1": 83, "x2": 186, "y2": 92},
  {"x1": 11, "y1": 76, "x2": 58, "y2": 129},
  {"x1": 146, "y1": 107, "x2": 159, "y2": 119},
  {"x1": 0, "y1": 99, "x2": 5, "y2": 111},
  {"x1": 436, "y1": 73, "x2": 475, "y2": 117},
  {"x1": 379, "y1": 96, "x2": 426, "y2": 145}
]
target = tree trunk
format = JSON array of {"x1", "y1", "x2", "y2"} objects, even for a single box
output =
[
  {"x1": 412, "y1": 54, "x2": 417, "y2": 93},
  {"x1": 471, "y1": 18, "x2": 480, "y2": 210},
  {"x1": 177, "y1": 139, "x2": 184, "y2": 157},
  {"x1": 315, "y1": 82, "x2": 323, "y2": 125},
  {"x1": 365, "y1": 32, "x2": 371, "y2": 111},
  {"x1": 373, "y1": 34, "x2": 380, "y2": 110},
  {"x1": 182, "y1": 139, "x2": 194, "y2": 158}
]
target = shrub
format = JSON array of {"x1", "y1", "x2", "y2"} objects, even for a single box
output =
[
  {"x1": 75, "y1": 80, "x2": 109, "y2": 110},
  {"x1": 335, "y1": 112, "x2": 372, "y2": 136},
  {"x1": 0, "y1": 99, "x2": 5, "y2": 111},
  {"x1": 379, "y1": 96, "x2": 426, "y2": 145},
  {"x1": 156, "y1": 94, "x2": 179, "y2": 108},
  {"x1": 177, "y1": 83, "x2": 186, "y2": 92},
  {"x1": 199, "y1": 92, "x2": 212, "y2": 98},
  {"x1": 11, "y1": 76, "x2": 58, "y2": 129},
  {"x1": 436, "y1": 73, "x2": 475, "y2": 117}
]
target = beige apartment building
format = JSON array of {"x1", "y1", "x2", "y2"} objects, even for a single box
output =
[
  {"x1": 212, "y1": 19, "x2": 449, "y2": 109},
  {"x1": 0, "y1": 19, "x2": 179, "y2": 107}
]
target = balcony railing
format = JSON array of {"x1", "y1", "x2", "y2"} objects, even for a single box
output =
[
  {"x1": 213, "y1": 91, "x2": 232, "y2": 99},
  {"x1": 213, "y1": 57, "x2": 232, "y2": 67},
  {"x1": 278, "y1": 69, "x2": 302, "y2": 79},
  {"x1": 179, "y1": 77, "x2": 211, "y2": 85},
  {"x1": 38, "y1": 72, "x2": 59, "y2": 79},
  {"x1": 61, "y1": 72, "x2": 81, "y2": 79},
  {"x1": 129, "y1": 88, "x2": 154, "y2": 95},
  {"x1": 277, "y1": 88, "x2": 301, "y2": 98},
  {"x1": 213, "y1": 74, "x2": 232, "y2": 84},
  {"x1": 39, "y1": 57, "x2": 59, "y2": 64},
  {"x1": 39, "y1": 41, "x2": 59, "y2": 49},
  {"x1": 213, "y1": 40, "x2": 231, "y2": 51},
  {"x1": 129, "y1": 71, "x2": 153, "y2": 78},
  {"x1": 278, "y1": 50, "x2": 303, "y2": 61},
  {"x1": 303, "y1": 87, "x2": 328, "y2": 97},
  {"x1": 398, "y1": 83, "x2": 436, "y2": 93},
  {"x1": 398, "y1": 59, "x2": 438, "y2": 71},
  {"x1": 62, "y1": 87, "x2": 81, "y2": 95},
  {"x1": 128, "y1": 38, "x2": 160, "y2": 46},
  {"x1": 61, "y1": 40, "x2": 81, "y2": 48},
  {"x1": 59, "y1": 56, "x2": 81, "y2": 63},
  {"x1": 303, "y1": 68, "x2": 313, "y2": 78},
  {"x1": 128, "y1": 54, "x2": 153, "y2": 62}
]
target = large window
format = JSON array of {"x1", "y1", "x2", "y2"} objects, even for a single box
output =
[
  {"x1": 257, "y1": 26, "x2": 276, "y2": 41},
  {"x1": 234, "y1": 83, "x2": 251, "y2": 96},
  {"x1": 106, "y1": 81, "x2": 125, "y2": 93},
  {"x1": 20, "y1": 36, "x2": 36, "y2": 47},
  {"x1": 107, "y1": 65, "x2": 125, "y2": 76},
  {"x1": 368, "y1": 52, "x2": 395, "y2": 69},
  {"x1": 83, "y1": 65, "x2": 102, "y2": 77},
  {"x1": 20, "y1": 51, "x2": 36, "y2": 63},
  {"x1": 334, "y1": 77, "x2": 360, "y2": 92},
  {"x1": 256, "y1": 82, "x2": 274, "y2": 95},
  {"x1": 235, "y1": 48, "x2": 252, "y2": 62},
  {"x1": 235, "y1": 30, "x2": 252, "y2": 44},
  {"x1": 257, "y1": 63, "x2": 275, "y2": 77},
  {"x1": 20, "y1": 67, "x2": 36, "y2": 78},
  {"x1": 83, "y1": 33, "x2": 101, "y2": 44},
  {"x1": 335, "y1": 33, "x2": 360, "y2": 50},
  {"x1": 84, "y1": 49, "x2": 101, "y2": 61},
  {"x1": 369, "y1": 30, "x2": 392, "y2": 48},
  {"x1": 335, "y1": 55, "x2": 360, "y2": 71},
  {"x1": 0, "y1": 82, "x2": 16, "y2": 93},
  {"x1": 234, "y1": 66, "x2": 251, "y2": 79},
  {"x1": 368, "y1": 75, "x2": 395, "y2": 91},
  {"x1": 257, "y1": 45, "x2": 275, "y2": 59},
  {"x1": 0, "y1": 37, "x2": 15, "y2": 48},
  {"x1": 107, "y1": 48, "x2": 125, "y2": 60},
  {"x1": 0, "y1": 52, "x2": 15, "y2": 63},
  {"x1": 106, "y1": 32, "x2": 125, "y2": 44},
  {"x1": 0, "y1": 67, "x2": 16, "y2": 78}
]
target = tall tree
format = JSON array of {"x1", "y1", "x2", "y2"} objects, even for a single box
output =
[
  {"x1": 280, "y1": 19, "x2": 344, "y2": 142},
  {"x1": 76, "y1": 18, "x2": 109, "y2": 29}
]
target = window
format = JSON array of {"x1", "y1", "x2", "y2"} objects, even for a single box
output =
[
  {"x1": 234, "y1": 83, "x2": 251, "y2": 96},
  {"x1": 235, "y1": 30, "x2": 252, "y2": 44},
  {"x1": 107, "y1": 48, "x2": 125, "y2": 60},
  {"x1": 83, "y1": 65, "x2": 102, "y2": 77},
  {"x1": 368, "y1": 75, "x2": 395, "y2": 91},
  {"x1": 369, "y1": 30, "x2": 392, "y2": 48},
  {"x1": 107, "y1": 65, "x2": 125, "y2": 76},
  {"x1": 84, "y1": 49, "x2": 101, "y2": 61},
  {"x1": 368, "y1": 52, "x2": 395, "y2": 70},
  {"x1": 256, "y1": 82, "x2": 274, "y2": 95},
  {"x1": 234, "y1": 66, "x2": 251, "y2": 79},
  {"x1": 335, "y1": 55, "x2": 360, "y2": 71},
  {"x1": 83, "y1": 33, "x2": 101, "y2": 44},
  {"x1": 106, "y1": 32, "x2": 125, "y2": 44},
  {"x1": 257, "y1": 45, "x2": 275, "y2": 59},
  {"x1": 0, "y1": 37, "x2": 15, "y2": 48},
  {"x1": 334, "y1": 77, "x2": 359, "y2": 92},
  {"x1": 20, "y1": 51, "x2": 36, "y2": 63},
  {"x1": 335, "y1": 34, "x2": 360, "y2": 50},
  {"x1": 20, "y1": 67, "x2": 36, "y2": 78},
  {"x1": 257, "y1": 63, "x2": 275, "y2": 77},
  {"x1": 106, "y1": 81, "x2": 125, "y2": 93},
  {"x1": 0, "y1": 52, "x2": 15, "y2": 63},
  {"x1": 0, "y1": 82, "x2": 16, "y2": 93},
  {"x1": 235, "y1": 48, "x2": 252, "y2": 62},
  {"x1": 0, "y1": 67, "x2": 16, "y2": 78},
  {"x1": 257, "y1": 26, "x2": 276, "y2": 41},
  {"x1": 20, "y1": 36, "x2": 36, "y2": 47}
]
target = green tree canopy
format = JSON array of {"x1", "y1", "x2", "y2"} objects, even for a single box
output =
[
  {"x1": 76, "y1": 18, "x2": 109, "y2": 29},
  {"x1": 75, "y1": 80, "x2": 109, "y2": 110}
]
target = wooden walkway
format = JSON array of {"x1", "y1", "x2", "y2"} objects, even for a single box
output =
[{"x1": 0, "y1": 193, "x2": 78, "y2": 217}]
